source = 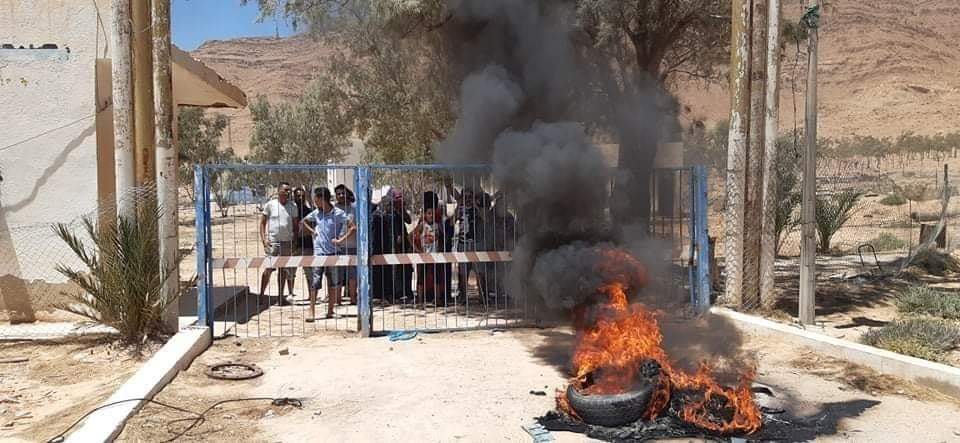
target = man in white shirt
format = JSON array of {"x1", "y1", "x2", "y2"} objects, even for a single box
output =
[{"x1": 259, "y1": 182, "x2": 298, "y2": 306}]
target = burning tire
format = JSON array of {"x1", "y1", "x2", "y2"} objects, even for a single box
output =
[
  {"x1": 565, "y1": 383, "x2": 654, "y2": 427},
  {"x1": 564, "y1": 359, "x2": 663, "y2": 427}
]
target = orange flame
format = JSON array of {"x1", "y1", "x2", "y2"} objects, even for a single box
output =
[{"x1": 559, "y1": 249, "x2": 761, "y2": 434}]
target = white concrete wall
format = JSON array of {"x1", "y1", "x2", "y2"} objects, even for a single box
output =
[{"x1": 0, "y1": 0, "x2": 110, "y2": 284}]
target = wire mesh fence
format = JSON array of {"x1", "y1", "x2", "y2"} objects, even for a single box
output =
[
  {"x1": 0, "y1": 183, "x2": 196, "y2": 322},
  {"x1": 195, "y1": 164, "x2": 711, "y2": 338},
  {"x1": 3, "y1": 162, "x2": 710, "y2": 333},
  {"x1": 708, "y1": 161, "x2": 960, "y2": 314}
]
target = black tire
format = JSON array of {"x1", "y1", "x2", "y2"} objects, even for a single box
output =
[{"x1": 566, "y1": 383, "x2": 654, "y2": 427}]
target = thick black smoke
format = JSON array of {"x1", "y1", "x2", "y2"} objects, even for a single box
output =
[{"x1": 435, "y1": 0, "x2": 653, "y2": 312}]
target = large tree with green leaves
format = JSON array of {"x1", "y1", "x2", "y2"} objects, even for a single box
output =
[
  {"x1": 243, "y1": 0, "x2": 454, "y2": 163},
  {"x1": 243, "y1": 0, "x2": 729, "y2": 170},
  {"x1": 178, "y1": 107, "x2": 248, "y2": 216},
  {"x1": 177, "y1": 107, "x2": 232, "y2": 201}
]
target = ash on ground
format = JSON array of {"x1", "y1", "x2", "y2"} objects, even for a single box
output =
[{"x1": 537, "y1": 410, "x2": 814, "y2": 442}]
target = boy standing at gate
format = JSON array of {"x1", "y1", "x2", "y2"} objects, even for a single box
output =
[{"x1": 301, "y1": 187, "x2": 355, "y2": 321}]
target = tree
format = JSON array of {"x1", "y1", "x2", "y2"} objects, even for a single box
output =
[
  {"x1": 177, "y1": 107, "x2": 238, "y2": 216},
  {"x1": 248, "y1": 78, "x2": 351, "y2": 165},
  {"x1": 54, "y1": 197, "x2": 183, "y2": 349},
  {"x1": 243, "y1": 0, "x2": 454, "y2": 164},
  {"x1": 815, "y1": 190, "x2": 862, "y2": 253},
  {"x1": 245, "y1": 0, "x2": 730, "y2": 164},
  {"x1": 575, "y1": 1, "x2": 730, "y2": 225}
]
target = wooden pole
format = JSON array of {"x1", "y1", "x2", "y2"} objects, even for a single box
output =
[
  {"x1": 153, "y1": 0, "x2": 179, "y2": 331},
  {"x1": 132, "y1": 0, "x2": 155, "y2": 187},
  {"x1": 111, "y1": 0, "x2": 135, "y2": 219},
  {"x1": 760, "y1": 0, "x2": 782, "y2": 308},
  {"x1": 723, "y1": 0, "x2": 752, "y2": 308},
  {"x1": 744, "y1": 0, "x2": 768, "y2": 308},
  {"x1": 799, "y1": 1, "x2": 820, "y2": 325}
]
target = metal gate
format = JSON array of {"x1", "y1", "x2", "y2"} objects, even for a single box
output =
[{"x1": 193, "y1": 164, "x2": 710, "y2": 337}]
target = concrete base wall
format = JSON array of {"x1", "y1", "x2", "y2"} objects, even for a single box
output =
[
  {"x1": 64, "y1": 326, "x2": 212, "y2": 442},
  {"x1": 713, "y1": 307, "x2": 960, "y2": 399}
]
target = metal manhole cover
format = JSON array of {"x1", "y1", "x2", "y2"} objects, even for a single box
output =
[{"x1": 206, "y1": 362, "x2": 263, "y2": 380}]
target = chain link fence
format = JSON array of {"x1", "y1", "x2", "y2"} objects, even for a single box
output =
[
  {"x1": 0, "y1": 183, "x2": 197, "y2": 322},
  {"x1": 708, "y1": 161, "x2": 960, "y2": 314}
]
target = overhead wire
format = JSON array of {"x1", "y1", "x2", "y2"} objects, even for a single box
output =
[{"x1": 0, "y1": 114, "x2": 96, "y2": 153}]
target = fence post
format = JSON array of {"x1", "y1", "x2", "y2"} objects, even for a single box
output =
[
  {"x1": 688, "y1": 169, "x2": 697, "y2": 307},
  {"x1": 194, "y1": 165, "x2": 213, "y2": 328},
  {"x1": 355, "y1": 166, "x2": 372, "y2": 337},
  {"x1": 693, "y1": 165, "x2": 712, "y2": 313}
]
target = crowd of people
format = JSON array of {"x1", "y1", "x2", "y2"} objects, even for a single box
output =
[{"x1": 257, "y1": 180, "x2": 517, "y2": 320}]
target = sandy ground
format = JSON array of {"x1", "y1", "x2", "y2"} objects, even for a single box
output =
[
  {"x1": 0, "y1": 337, "x2": 153, "y2": 443},
  {"x1": 754, "y1": 252, "x2": 960, "y2": 367},
  {"x1": 118, "y1": 323, "x2": 960, "y2": 443}
]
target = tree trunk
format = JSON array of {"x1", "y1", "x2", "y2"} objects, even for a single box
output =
[
  {"x1": 153, "y1": 0, "x2": 179, "y2": 332},
  {"x1": 744, "y1": 0, "x2": 768, "y2": 309},
  {"x1": 132, "y1": 0, "x2": 155, "y2": 187},
  {"x1": 759, "y1": 0, "x2": 782, "y2": 310},
  {"x1": 112, "y1": 0, "x2": 135, "y2": 219},
  {"x1": 723, "y1": 0, "x2": 752, "y2": 308}
]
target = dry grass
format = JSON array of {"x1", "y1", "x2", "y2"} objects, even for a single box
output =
[{"x1": 789, "y1": 351, "x2": 957, "y2": 404}]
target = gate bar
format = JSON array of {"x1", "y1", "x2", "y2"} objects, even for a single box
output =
[
  {"x1": 194, "y1": 165, "x2": 213, "y2": 327},
  {"x1": 693, "y1": 165, "x2": 712, "y2": 313},
  {"x1": 356, "y1": 166, "x2": 372, "y2": 337}
]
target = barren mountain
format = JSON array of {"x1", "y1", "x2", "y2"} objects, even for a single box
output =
[
  {"x1": 678, "y1": 0, "x2": 960, "y2": 138},
  {"x1": 190, "y1": 0, "x2": 960, "y2": 156},
  {"x1": 190, "y1": 36, "x2": 336, "y2": 157}
]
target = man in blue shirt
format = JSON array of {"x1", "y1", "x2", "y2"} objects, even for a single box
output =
[{"x1": 301, "y1": 187, "x2": 354, "y2": 321}]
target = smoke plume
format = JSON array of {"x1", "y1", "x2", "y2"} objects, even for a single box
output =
[{"x1": 435, "y1": 0, "x2": 655, "y2": 312}]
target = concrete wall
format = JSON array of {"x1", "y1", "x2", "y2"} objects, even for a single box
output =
[{"x1": 0, "y1": 0, "x2": 111, "y2": 321}]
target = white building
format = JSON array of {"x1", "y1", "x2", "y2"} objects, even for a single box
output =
[{"x1": 0, "y1": 0, "x2": 245, "y2": 322}]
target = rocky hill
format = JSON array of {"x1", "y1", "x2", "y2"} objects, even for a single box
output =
[
  {"x1": 190, "y1": 0, "x2": 960, "y2": 156},
  {"x1": 678, "y1": 0, "x2": 960, "y2": 138},
  {"x1": 190, "y1": 36, "x2": 336, "y2": 157}
]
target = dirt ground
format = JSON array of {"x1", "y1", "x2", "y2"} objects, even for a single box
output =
[
  {"x1": 118, "y1": 323, "x2": 960, "y2": 443},
  {"x1": 0, "y1": 337, "x2": 154, "y2": 442}
]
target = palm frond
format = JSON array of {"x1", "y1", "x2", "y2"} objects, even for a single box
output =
[{"x1": 54, "y1": 197, "x2": 186, "y2": 346}]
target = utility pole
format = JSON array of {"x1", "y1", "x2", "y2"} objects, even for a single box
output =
[
  {"x1": 799, "y1": 2, "x2": 821, "y2": 325},
  {"x1": 153, "y1": 0, "x2": 179, "y2": 332},
  {"x1": 111, "y1": 0, "x2": 135, "y2": 219},
  {"x1": 724, "y1": 0, "x2": 752, "y2": 308},
  {"x1": 744, "y1": 0, "x2": 768, "y2": 308},
  {"x1": 760, "y1": 0, "x2": 782, "y2": 308}
]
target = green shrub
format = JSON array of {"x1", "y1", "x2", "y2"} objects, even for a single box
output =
[
  {"x1": 895, "y1": 285, "x2": 960, "y2": 319},
  {"x1": 878, "y1": 193, "x2": 907, "y2": 206},
  {"x1": 54, "y1": 202, "x2": 183, "y2": 349},
  {"x1": 867, "y1": 232, "x2": 907, "y2": 251},
  {"x1": 861, "y1": 318, "x2": 960, "y2": 362}
]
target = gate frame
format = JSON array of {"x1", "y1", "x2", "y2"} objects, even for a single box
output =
[{"x1": 193, "y1": 164, "x2": 712, "y2": 336}]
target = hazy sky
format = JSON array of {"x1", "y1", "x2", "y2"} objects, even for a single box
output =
[{"x1": 172, "y1": 0, "x2": 296, "y2": 50}]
